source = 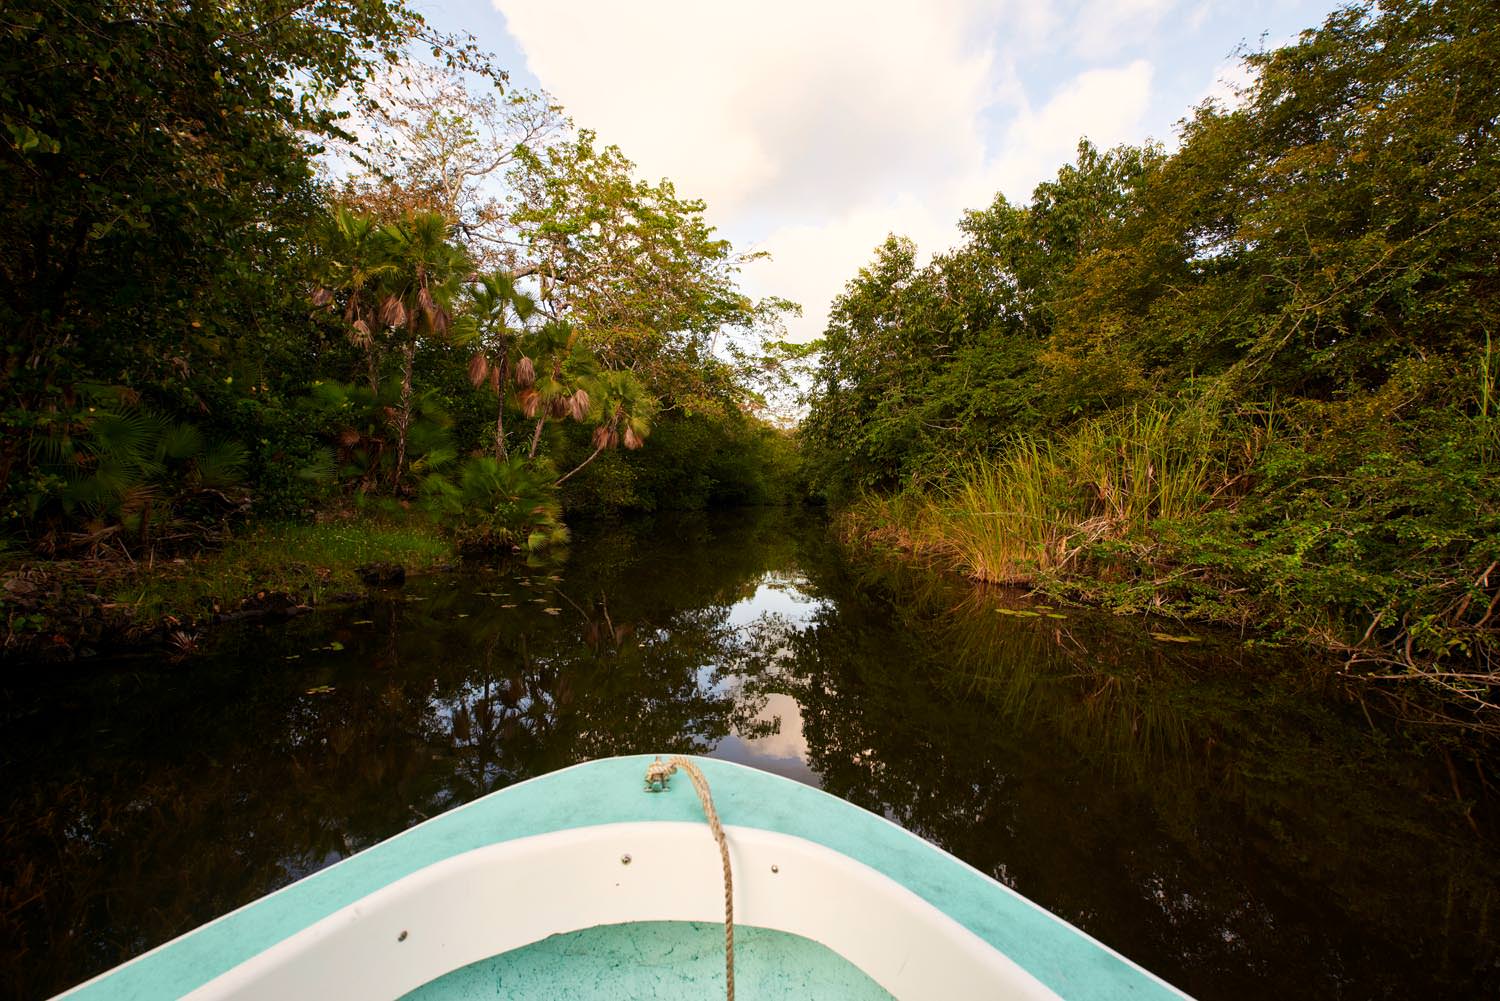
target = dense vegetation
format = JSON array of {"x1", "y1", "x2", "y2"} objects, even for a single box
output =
[
  {"x1": 801, "y1": 0, "x2": 1500, "y2": 727},
  {"x1": 0, "y1": 0, "x2": 800, "y2": 642},
  {"x1": 5, "y1": 0, "x2": 1495, "y2": 736}
]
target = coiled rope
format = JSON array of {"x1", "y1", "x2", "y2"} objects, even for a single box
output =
[{"x1": 645, "y1": 755, "x2": 734, "y2": 1001}]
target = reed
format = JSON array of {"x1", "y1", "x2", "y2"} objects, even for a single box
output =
[{"x1": 886, "y1": 405, "x2": 1237, "y2": 585}]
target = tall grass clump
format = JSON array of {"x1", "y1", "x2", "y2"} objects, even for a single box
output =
[{"x1": 921, "y1": 405, "x2": 1247, "y2": 584}]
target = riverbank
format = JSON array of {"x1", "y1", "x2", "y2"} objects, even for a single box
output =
[
  {"x1": 834, "y1": 433, "x2": 1500, "y2": 739},
  {"x1": 0, "y1": 519, "x2": 455, "y2": 662}
]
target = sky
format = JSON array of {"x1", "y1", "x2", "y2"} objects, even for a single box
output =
[{"x1": 416, "y1": 0, "x2": 1345, "y2": 342}]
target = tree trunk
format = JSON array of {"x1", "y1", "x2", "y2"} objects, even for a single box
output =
[
  {"x1": 494, "y1": 358, "x2": 509, "y2": 461},
  {"x1": 527, "y1": 416, "x2": 545, "y2": 459},
  {"x1": 363, "y1": 305, "x2": 381, "y2": 394},
  {"x1": 554, "y1": 444, "x2": 605, "y2": 487},
  {"x1": 393, "y1": 339, "x2": 416, "y2": 492}
]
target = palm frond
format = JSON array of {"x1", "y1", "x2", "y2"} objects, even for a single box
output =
[
  {"x1": 193, "y1": 441, "x2": 249, "y2": 488},
  {"x1": 297, "y1": 447, "x2": 339, "y2": 483},
  {"x1": 158, "y1": 421, "x2": 204, "y2": 461},
  {"x1": 468, "y1": 353, "x2": 490, "y2": 388}
]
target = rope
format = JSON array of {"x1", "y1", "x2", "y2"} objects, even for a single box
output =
[{"x1": 646, "y1": 756, "x2": 734, "y2": 1001}]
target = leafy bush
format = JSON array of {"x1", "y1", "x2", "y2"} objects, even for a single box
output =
[
  {"x1": 572, "y1": 411, "x2": 804, "y2": 513},
  {"x1": 421, "y1": 456, "x2": 568, "y2": 551},
  {"x1": 296, "y1": 380, "x2": 458, "y2": 497},
  {"x1": 13, "y1": 395, "x2": 250, "y2": 554}
]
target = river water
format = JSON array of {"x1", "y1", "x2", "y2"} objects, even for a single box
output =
[{"x1": 2, "y1": 509, "x2": 1496, "y2": 999}]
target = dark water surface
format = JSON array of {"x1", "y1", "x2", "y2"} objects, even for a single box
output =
[{"x1": 3, "y1": 509, "x2": 1497, "y2": 1000}]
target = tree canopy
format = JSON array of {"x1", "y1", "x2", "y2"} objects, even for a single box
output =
[{"x1": 1, "y1": 0, "x2": 803, "y2": 556}]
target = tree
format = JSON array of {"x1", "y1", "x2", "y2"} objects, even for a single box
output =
[
  {"x1": 376, "y1": 212, "x2": 472, "y2": 489},
  {"x1": 464, "y1": 272, "x2": 537, "y2": 460},
  {"x1": 800, "y1": 0, "x2": 1500, "y2": 712},
  {"x1": 313, "y1": 208, "x2": 470, "y2": 493},
  {"x1": 554, "y1": 370, "x2": 657, "y2": 487},
  {"x1": 508, "y1": 130, "x2": 792, "y2": 417},
  {"x1": 508, "y1": 320, "x2": 598, "y2": 460},
  {"x1": 336, "y1": 68, "x2": 564, "y2": 271},
  {"x1": 0, "y1": 0, "x2": 484, "y2": 490},
  {"x1": 1043, "y1": 0, "x2": 1500, "y2": 401},
  {"x1": 316, "y1": 207, "x2": 397, "y2": 395}
]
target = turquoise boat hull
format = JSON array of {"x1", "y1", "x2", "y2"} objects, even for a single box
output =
[{"x1": 54, "y1": 755, "x2": 1190, "y2": 1000}]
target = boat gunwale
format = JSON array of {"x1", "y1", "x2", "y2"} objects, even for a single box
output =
[{"x1": 54, "y1": 754, "x2": 1191, "y2": 1001}]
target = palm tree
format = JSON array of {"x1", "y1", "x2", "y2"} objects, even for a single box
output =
[
  {"x1": 379, "y1": 211, "x2": 472, "y2": 491},
  {"x1": 513, "y1": 320, "x2": 600, "y2": 459},
  {"x1": 554, "y1": 369, "x2": 656, "y2": 486},
  {"x1": 464, "y1": 271, "x2": 537, "y2": 460},
  {"x1": 314, "y1": 207, "x2": 396, "y2": 394}
]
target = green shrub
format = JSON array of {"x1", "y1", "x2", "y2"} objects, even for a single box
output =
[
  {"x1": 422, "y1": 456, "x2": 568, "y2": 551},
  {"x1": 12, "y1": 394, "x2": 252, "y2": 552}
]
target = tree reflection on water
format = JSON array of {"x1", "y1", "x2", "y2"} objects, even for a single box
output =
[{"x1": 2, "y1": 509, "x2": 1495, "y2": 1000}]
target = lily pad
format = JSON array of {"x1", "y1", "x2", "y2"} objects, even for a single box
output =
[
  {"x1": 995, "y1": 608, "x2": 1041, "y2": 617},
  {"x1": 1150, "y1": 632, "x2": 1201, "y2": 644},
  {"x1": 501, "y1": 603, "x2": 517, "y2": 608},
  {"x1": 543, "y1": 607, "x2": 561, "y2": 615},
  {"x1": 351, "y1": 619, "x2": 374, "y2": 625},
  {"x1": 325, "y1": 640, "x2": 344, "y2": 651},
  {"x1": 304, "y1": 685, "x2": 335, "y2": 695}
]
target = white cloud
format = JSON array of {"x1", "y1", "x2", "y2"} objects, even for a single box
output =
[
  {"x1": 1069, "y1": 0, "x2": 1179, "y2": 58},
  {"x1": 494, "y1": 0, "x2": 1159, "y2": 342},
  {"x1": 497, "y1": 0, "x2": 998, "y2": 221},
  {"x1": 982, "y1": 59, "x2": 1155, "y2": 203},
  {"x1": 737, "y1": 58, "x2": 1153, "y2": 335}
]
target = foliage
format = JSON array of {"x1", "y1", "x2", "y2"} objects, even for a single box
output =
[
  {"x1": 0, "y1": 0, "x2": 805, "y2": 590},
  {"x1": 462, "y1": 271, "x2": 537, "y2": 459},
  {"x1": 804, "y1": 0, "x2": 1500, "y2": 723},
  {"x1": 340, "y1": 68, "x2": 801, "y2": 422},
  {"x1": 299, "y1": 185, "x2": 780, "y2": 548},
  {"x1": 800, "y1": 141, "x2": 1163, "y2": 503},
  {"x1": 297, "y1": 378, "x2": 457, "y2": 493},
  {"x1": 337, "y1": 70, "x2": 564, "y2": 272},
  {"x1": 16, "y1": 394, "x2": 249, "y2": 555},
  {"x1": 312, "y1": 208, "x2": 473, "y2": 490},
  {"x1": 847, "y1": 404, "x2": 1242, "y2": 585},
  {"x1": 508, "y1": 129, "x2": 796, "y2": 417},
  {"x1": 0, "y1": 0, "x2": 488, "y2": 492},
  {"x1": 421, "y1": 455, "x2": 567, "y2": 552}
]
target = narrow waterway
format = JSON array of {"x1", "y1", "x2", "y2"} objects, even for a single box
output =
[{"x1": 2, "y1": 509, "x2": 1496, "y2": 1000}]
